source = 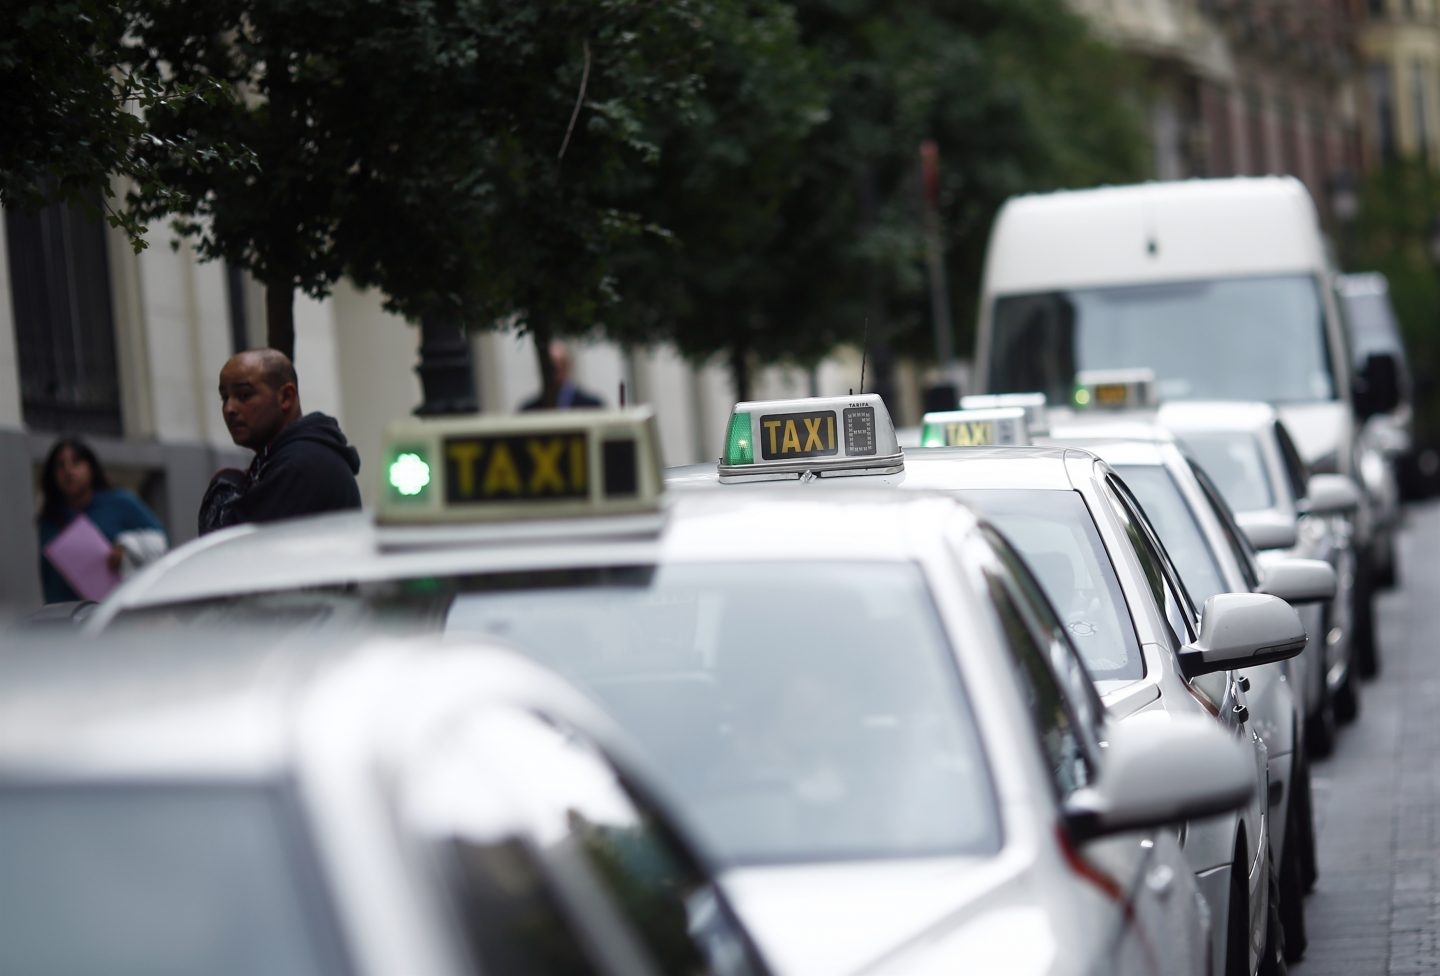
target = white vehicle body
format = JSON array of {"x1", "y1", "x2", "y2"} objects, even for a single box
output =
[
  {"x1": 972, "y1": 176, "x2": 1385, "y2": 658},
  {"x1": 1041, "y1": 419, "x2": 1326, "y2": 960},
  {"x1": 1158, "y1": 400, "x2": 1362, "y2": 751},
  {"x1": 88, "y1": 493, "x2": 1227, "y2": 976},
  {"x1": 0, "y1": 632, "x2": 770, "y2": 976},
  {"x1": 668, "y1": 449, "x2": 1286, "y2": 976}
]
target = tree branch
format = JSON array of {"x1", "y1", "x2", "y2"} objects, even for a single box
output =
[{"x1": 557, "y1": 39, "x2": 591, "y2": 162}]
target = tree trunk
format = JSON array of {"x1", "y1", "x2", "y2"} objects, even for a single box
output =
[
  {"x1": 265, "y1": 280, "x2": 295, "y2": 360},
  {"x1": 729, "y1": 342, "x2": 751, "y2": 403},
  {"x1": 531, "y1": 323, "x2": 558, "y2": 409}
]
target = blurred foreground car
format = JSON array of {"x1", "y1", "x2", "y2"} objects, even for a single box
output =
[
  {"x1": 0, "y1": 631, "x2": 769, "y2": 976},
  {"x1": 1159, "y1": 401, "x2": 1366, "y2": 750},
  {"x1": 86, "y1": 406, "x2": 1254, "y2": 976},
  {"x1": 671, "y1": 396, "x2": 1308, "y2": 976}
]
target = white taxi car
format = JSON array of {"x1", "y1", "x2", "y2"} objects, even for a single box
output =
[
  {"x1": 0, "y1": 629, "x2": 769, "y2": 976},
  {"x1": 1041, "y1": 414, "x2": 1339, "y2": 962},
  {"x1": 88, "y1": 408, "x2": 1256, "y2": 976},
  {"x1": 1158, "y1": 400, "x2": 1365, "y2": 752},
  {"x1": 670, "y1": 395, "x2": 1306, "y2": 976}
]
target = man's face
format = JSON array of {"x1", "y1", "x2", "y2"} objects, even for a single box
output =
[{"x1": 219, "y1": 356, "x2": 292, "y2": 450}]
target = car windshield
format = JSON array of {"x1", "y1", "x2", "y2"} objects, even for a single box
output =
[
  {"x1": 956, "y1": 489, "x2": 1144, "y2": 682},
  {"x1": 0, "y1": 784, "x2": 343, "y2": 976},
  {"x1": 988, "y1": 274, "x2": 1335, "y2": 405},
  {"x1": 116, "y1": 562, "x2": 1000, "y2": 865},
  {"x1": 1115, "y1": 465, "x2": 1227, "y2": 606},
  {"x1": 1175, "y1": 432, "x2": 1275, "y2": 513},
  {"x1": 1339, "y1": 289, "x2": 1404, "y2": 361}
]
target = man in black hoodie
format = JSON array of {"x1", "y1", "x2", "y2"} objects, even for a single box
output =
[{"x1": 201, "y1": 348, "x2": 362, "y2": 533}]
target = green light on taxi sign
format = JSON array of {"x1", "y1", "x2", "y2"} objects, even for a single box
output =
[
  {"x1": 920, "y1": 423, "x2": 946, "y2": 448},
  {"x1": 1073, "y1": 386, "x2": 1091, "y2": 407},
  {"x1": 724, "y1": 412, "x2": 754, "y2": 465},
  {"x1": 389, "y1": 451, "x2": 432, "y2": 497}
]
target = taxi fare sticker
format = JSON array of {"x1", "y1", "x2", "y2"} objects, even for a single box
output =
[
  {"x1": 1093, "y1": 383, "x2": 1129, "y2": 407},
  {"x1": 940, "y1": 420, "x2": 1000, "y2": 446},
  {"x1": 758, "y1": 410, "x2": 839, "y2": 460},
  {"x1": 444, "y1": 433, "x2": 587, "y2": 503}
]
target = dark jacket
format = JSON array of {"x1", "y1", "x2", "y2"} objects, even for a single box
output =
[
  {"x1": 199, "y1": 412, "x2": 361, "y2": 534},
  {"x1": 521, "y1": 381, "x2": 604, "y2": 411}
]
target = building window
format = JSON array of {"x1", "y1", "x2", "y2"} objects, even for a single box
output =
[
  {"x1": 1372, "y1": 61, "x2": 1398, "y2": 164},
  {"x1": 6, "y1": 198, "x2": 122, "y2": 435},
  {"x1": 1367, "y1": 0, "x2": 1385, "y2": 16}
]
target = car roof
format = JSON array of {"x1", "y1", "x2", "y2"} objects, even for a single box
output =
[
  {"x1": 97, "y1": 490, "x2": 980, "y2": 617},
  {"x1": 1155, "y1": 400, "x2": 1278, "y2": 435},
  {"x1": 0, "y1": 630, "x2": 623, "y2": 781},
  {"x1": 987, "y1": 176, "x2": 1323, "y2": 293},
  {"x1": 670, "y1": 446, "x2": 1084, "y2": 493}
]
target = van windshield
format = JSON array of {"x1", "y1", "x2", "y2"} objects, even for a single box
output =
[{"x1": 987, "y1": 274, "x2": 1335, "y2": 405}]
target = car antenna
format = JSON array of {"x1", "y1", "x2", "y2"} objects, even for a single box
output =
[{"x1": 859, "y1": 316, "x2": 869, "y2": 395}]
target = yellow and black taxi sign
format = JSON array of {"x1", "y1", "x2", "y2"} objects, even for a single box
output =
[
  {"x1": 1073, "y1": 369, "x2": 1158, "y2": 411},
  {"x1": 959, "y1": 392, "x2": 1049, "y2": 435},
  {"x1": 920, "y1": 407, "x2": 1030, "y2": 448},
  {"x1": 379, "y1": 408, "x2": 663, "y2": 523},
  {"x1": 721, "y1": 393, "x2": 903, "y2": 482}
]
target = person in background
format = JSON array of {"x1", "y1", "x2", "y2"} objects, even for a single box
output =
[
  {"x1": 36, "y1": 437, "x2": 167, "y2": 604},
  {"x1": 521, "y1": 340, "x2": 605, "y2": 410},
  {"x1": 201, "y1": 348, "x2": 362, "y2": 534}
]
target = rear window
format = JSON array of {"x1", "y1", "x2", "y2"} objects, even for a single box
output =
[
  {"x1": 0, "y1": 784, "x2": 344, "y2": 976},
  {"x1": 958, "y1": 489, "x2": 1144, "y2": 682}
]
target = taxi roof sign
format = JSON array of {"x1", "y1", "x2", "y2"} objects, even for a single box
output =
[
  {"x1": 719, "y1": 393, "x2": 903, "y2": 482},
  {"x1": 1073, "y1": 369, "x2": 1158, "y2": 411},
  {"x1": 920, "y1": 406, "x2": 1031, "y2": 448},
  {"x1": 958, "y1": 392, "x2": 1049, "y2": 435},
  {"x1": 379, "y1": 408, "x2": 663, "y2": 523}
]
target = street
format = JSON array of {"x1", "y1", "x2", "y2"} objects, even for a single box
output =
[{"x1": 1294, "y1": 500, "x2": 1440, "y2": 976}]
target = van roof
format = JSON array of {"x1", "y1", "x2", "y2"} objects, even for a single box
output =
[{"x1": 984, "y1": 176, "x2": 1328, "y2": 294}]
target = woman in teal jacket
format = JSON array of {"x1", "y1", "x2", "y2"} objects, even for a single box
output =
[{"x1": 36, "y1": 438, "x2": 167, "y2": 604}]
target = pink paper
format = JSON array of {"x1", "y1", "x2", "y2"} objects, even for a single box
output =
[{"x1": 44, "y1": 514, "x2": 122, "y2": 601}]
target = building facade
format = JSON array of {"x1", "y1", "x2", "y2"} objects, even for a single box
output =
[
  {"x1": 0, "y1": 197, "x2": 891, "y2": 619},
  {"x1": 1075, "y1": 0, "x2": 1363, "y2": 223}
]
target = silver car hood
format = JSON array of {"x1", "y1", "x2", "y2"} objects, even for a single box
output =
[
  {"x1": 720, "y1": 856, "x2": 1056, "y2": 976},
  {"x1": 1276, "y1": 401, "x2": 1351, "y2": 468}
]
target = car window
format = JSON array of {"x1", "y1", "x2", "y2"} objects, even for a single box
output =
[
  {"x1": 0, "y1": 783, "x2": 347, "y2": 976},
  {"x1": 1174, "y1": 431, "x2": 1276, "y2": 512},
  {"x1": 977, "y1": 525, "x2": 1106, "y2": 748},
  {"x1": 1103, "y1": 475, "x2": 1197, "y2": 645},
  {"x1": 1273, "y1": 421, "x2": 1311, "y2": 502},
  {"x1": 979, "y1": 554, "x2": 1096, "y2": 799},
  {"x1": 1189, "y1": 460, "x2": 1263, "y2": 591},
  {"x1": 425, "y1": 707, "x2": 764, "y2": 976},
  {"x1": 1115, "y1": 465, "x2": 1228, "y2": 606},
  {"x1": 958, "y1": 489, "x2": 1144, "y2": 681}
]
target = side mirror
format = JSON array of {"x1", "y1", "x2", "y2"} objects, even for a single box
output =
[
  {"x1": 1063, "y1": 714, "x2": 1255, "y2": 842},
  {"x1": 1354, "y1": 352, "x2": 1402, "y2": 420},
  {"x1": 1178, "y1": 592, "x2": 1307, "y2": 678},
  {"x1": 1301, "y1": 473, "x2": 1361, "y2": 517},
  {"x1": 1236, "y1": 511, "x2": 1299, "y2": 551},
  {"x1": 1259, "y1": 557, "x2": 1336, "y2": 606}
]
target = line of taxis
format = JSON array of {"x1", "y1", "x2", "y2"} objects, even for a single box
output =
[{"x1": 11, "y1": 373, "x2": 1364, "y2": 975}]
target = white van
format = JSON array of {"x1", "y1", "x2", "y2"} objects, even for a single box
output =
[{"x1": 972, "y1": 175, "x2": 1396, "y2": 675}]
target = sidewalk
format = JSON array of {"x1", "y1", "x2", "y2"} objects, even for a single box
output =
[{"x1": 1292, "y1": 502, "x2": 1440, "y2": 976}]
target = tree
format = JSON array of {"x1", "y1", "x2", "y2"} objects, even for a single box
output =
[
  {"x1": 126, "y1": 0, "x2": 707, "y2": 376},
  {"x1": 607, "y1": 0, "x2": 1148, "y2": 399},
  {"x1": 0, "y1": 0, "x2": 240, "y2": 247}
]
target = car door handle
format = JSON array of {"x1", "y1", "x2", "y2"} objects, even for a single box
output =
[
  {"x1": 1232, "y1": 703, "x2": 1249, "y2": 725},
  {"x1": 1146, "y1": 864, "x2": 1175, "y2": 899}
]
